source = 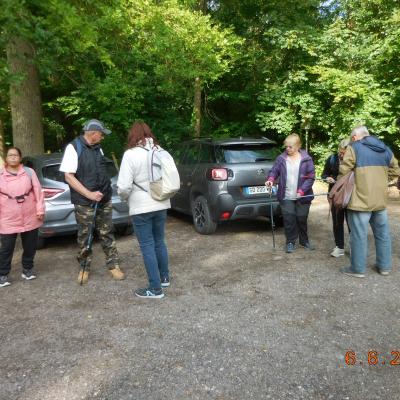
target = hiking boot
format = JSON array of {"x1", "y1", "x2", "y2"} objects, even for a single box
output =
[
  {"x1": 341, "y1": 267, "x2": 365, "y2": 278},
  {"x1": 286, "y1": 242, "x2": 295, "y2": 253},
  {"x1": 78, "y1": 270, "x2": 89, "y2": 284},
  {"x1": 161, "y1": 277, "x2": 170, "y2": 288},
  {"x1": 0, "y1": 275, "x2": 11, "y2": 287},
  {"x1": 21, "y1": 269, "x2": 37, "y2": 280},
  {"x1": 331, "y1": 246, "x2": 345, "y2": 257},
  {"x1": 109, "y1": 266, "x2": 125, "y2": 281},
  {"x1": 300, "y1": 242, "x2": 315, "y2": 250},
  {"x1": 135, "y1": 287, "x2": 164, "y2": 299}
]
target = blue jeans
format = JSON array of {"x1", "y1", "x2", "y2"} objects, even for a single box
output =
[
  {"x1": 132, "y1": 210, "x2": 169, "y2": 289},
  {"x1": 347, "y1": 209, "x2": 392, "y2": 273}
]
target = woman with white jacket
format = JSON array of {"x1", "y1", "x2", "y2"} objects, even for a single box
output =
[{"x1": 117, "y1": 122, "x2": 170, "y2": 299}]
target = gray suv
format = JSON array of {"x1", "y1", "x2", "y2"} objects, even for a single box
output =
[
  {"x1": 22, "y1": 153, "x2": 131, "y2": 248},
  {"x1": 171, "y1": 137, "x2": 282, "y2": 234}
]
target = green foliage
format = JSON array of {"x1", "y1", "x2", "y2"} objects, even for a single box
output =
[
  {"x1": 1, "y1": 0, "x2": 400, "y2": 163},
  {"x1": 0, "y1": 0, "x2": 240, "y2": 157},
  {"x1": 256, "y1": 0, "x2": 400, "y2": 167}
]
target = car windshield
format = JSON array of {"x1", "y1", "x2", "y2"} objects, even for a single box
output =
[
  {"x1": 217, "y1": 144, "x2": 280, "y2": 163},
  {"x1": 43, "y1": 161, "x2": 117, "y2": 182}
]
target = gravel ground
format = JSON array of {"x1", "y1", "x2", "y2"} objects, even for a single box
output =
[{"x1": 1, "y1": 190, "x2": 400, "y2": 400}]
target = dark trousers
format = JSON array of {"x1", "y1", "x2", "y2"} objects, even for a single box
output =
[
  {"x1": 280, "y1": 200, "x2": 311, "y2": 245},
  {"x1": 331, "y1": 205, "x2": 349, "y2": 249},
  {"x1": 0, "y1": 229, "x2": 39, "y2": 276}
]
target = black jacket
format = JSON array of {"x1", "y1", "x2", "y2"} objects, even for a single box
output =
[
  {"x1": 321, "y1": 153, "x2": 340, "y2": 192},
  {"x1": 69, "y1": 136, "x2": 112, "y2": 206}
]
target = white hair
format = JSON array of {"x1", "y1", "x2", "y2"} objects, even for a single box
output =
[{"x1": 351, "y1": 126, "x2": 370, "y2": 139}]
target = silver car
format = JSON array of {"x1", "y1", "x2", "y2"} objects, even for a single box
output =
[{"x1": 22, "y1": 153, "x2": 132, "y2": 248}]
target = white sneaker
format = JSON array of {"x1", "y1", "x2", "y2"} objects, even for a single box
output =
[{"x1": 331, "y1": 247, "x2": 345, "y2": 257}]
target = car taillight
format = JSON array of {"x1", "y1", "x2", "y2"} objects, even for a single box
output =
[
  {"x1": 42, "y1": 187, "x2": 65, "y2": 200},
  {"x1": 220, "y1": 212, "x2": 231, "y2": 220},
  {"x1": 208, "y1": 168, "x2": 228, "y2": 181}
]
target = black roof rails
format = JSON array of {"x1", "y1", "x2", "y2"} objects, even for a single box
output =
[{"x1": 184, "y1": 136, "x2": 213, "y2": 141}]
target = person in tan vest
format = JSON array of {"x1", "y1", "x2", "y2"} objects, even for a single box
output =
[{"x1": 339, "y1": 126, "x2": 400, "y2": 278}]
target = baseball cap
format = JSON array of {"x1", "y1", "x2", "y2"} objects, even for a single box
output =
[{"x1": 83, "y1": 119, "x2": 111, "y2": 135}]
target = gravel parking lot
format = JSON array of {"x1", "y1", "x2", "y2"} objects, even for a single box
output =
[{"x1": 1, "y1": 190, "x2": 400, "y2": 400}]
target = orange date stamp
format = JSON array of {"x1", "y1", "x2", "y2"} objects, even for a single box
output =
[{"x1": 343, "y1": 350, "x2": 400, "y2": 366}]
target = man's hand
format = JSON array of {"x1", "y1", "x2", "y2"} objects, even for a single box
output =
[
  {"x1": 37, "y1": 213, "x2": 44, "y2": 221},
  {"x1": 65, "y1": 173, "x2": 104, "y2": 203},
  {"x1": 88, "y1": 191, "x2": 104, "y2": 202}
]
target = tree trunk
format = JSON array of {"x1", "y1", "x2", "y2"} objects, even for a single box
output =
[
  {"x1": 198, "y1": 0, "x2": 207, "y2": 13},
  {"x1": 193, "y1": 77, "x2": 202, "y2": 137},
  {"x1": 192, "y1": 0, "x2": 207, "y2": 137},
  {"x1": 6, "y1": 37, "x2": 44, "y2": 156}
]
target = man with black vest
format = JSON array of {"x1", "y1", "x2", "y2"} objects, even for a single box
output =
[{"x1": 60, "y1": 119, "x2": 125, "y2": 284}]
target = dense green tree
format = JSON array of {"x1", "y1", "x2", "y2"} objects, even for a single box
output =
[
  {"x1": 196, "y1": 0, "x2": 323, "y2": 139},
  {"x1": 1, "y1": 0, "x2": 399, "y2": 163},
  {"x1": 0, "y1": 0, "x2": 239, "y2": 156},
  {"x1": 257, "y1": 0, "x2": 400, "y2": 162}
]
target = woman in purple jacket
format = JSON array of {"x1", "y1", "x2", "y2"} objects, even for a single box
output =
[{"x1": 266, "y1": 134, "x2": 315, "y2": 253}]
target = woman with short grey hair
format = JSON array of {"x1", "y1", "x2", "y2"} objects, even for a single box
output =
[{"x1": 266, "y1": 134, "x2": 316, "y2": 253}]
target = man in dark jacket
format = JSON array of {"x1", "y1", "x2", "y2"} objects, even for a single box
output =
[
  {"x1": 339, "y1": 126, "x2": 400, "y2": 278},
  {"x1": 60, "y1": 119, "x2": 125, "y2": 284}
]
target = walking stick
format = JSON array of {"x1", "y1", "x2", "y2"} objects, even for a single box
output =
[
  {"x1": 268, "y1": 188, "x2": 276, "y2": 250},
  {"x1": 265, "y1": 190, "x2": 329, "y2": 250},
  {"x1": 285, "y1": 193, "x2": 329, "y2": 201},
  {"x1": 80, "y1": 202, "x2": 99, "y2": 285}
]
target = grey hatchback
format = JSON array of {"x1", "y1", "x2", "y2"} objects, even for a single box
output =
[
  {"x1": 22, "y1": 153, "x2": 131, "y2": 248},
  {"x1": 171, "y1": 137, "x2": 282, "y2": 234}
]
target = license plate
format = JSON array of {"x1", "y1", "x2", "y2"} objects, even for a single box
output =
[{"x1": 243, "y1": 186, "x2": 269, "y2": 195}]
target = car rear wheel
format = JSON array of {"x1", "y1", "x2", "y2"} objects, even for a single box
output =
[
  {"x1": 115, "y1": 224, "x2": 133, "y2": 236},
  {"x1": 191, "y1": 195, "x2": 217, "y2": 234}
]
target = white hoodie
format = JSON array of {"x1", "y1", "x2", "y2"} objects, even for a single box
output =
[{"x1": 117, "y1": 138, "x2": 170, "y2": 215}]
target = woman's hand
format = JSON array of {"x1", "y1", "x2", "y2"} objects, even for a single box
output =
[{"x1": 326, "y1": 177, "x2": 335, "y2": 184}]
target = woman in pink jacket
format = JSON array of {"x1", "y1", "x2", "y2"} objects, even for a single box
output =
[{"x1": 0, "y1": 147, "x2": 45, "y2": 287}]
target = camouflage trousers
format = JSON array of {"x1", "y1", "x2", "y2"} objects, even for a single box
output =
[{"x1": 75, "y1": 202, "x2": 119, "y2": 271}]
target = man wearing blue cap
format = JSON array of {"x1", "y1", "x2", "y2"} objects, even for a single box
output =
[{"x1": 60, "y1": 119, "x2": 125, "y2": 284}]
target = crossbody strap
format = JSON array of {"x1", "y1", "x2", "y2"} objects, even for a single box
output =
[
  {"x1": 0, "y1": 168, "x2": 33, "y2": 201},
  {"x1": 132, "y1": 180, "x2": 147, "y2": 193},
  {"x1": 132, "y1": 146, "x2": 150, "y2": 193}
]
